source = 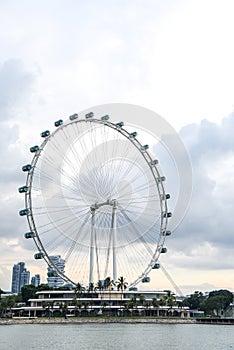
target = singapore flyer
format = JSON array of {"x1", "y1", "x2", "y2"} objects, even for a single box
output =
[{"x1": 19, "y1": 106, "x2": 172, "y2": 288}]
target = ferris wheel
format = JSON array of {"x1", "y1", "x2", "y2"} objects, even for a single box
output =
[{"x1": 19, "y1": 111, "x2": 172, "y2": 288}]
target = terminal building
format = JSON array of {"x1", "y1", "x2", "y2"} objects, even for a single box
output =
[{"x1": 12, "y1": 289, "x2": 191, "y2": 318}]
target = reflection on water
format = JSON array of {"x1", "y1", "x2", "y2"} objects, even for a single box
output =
[{"x1": 0, "y1": 323, "x2": 233, "y2": 350}]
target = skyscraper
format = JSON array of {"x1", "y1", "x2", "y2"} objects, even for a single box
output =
[
  {"x1": 11, "y1": 262, "x2": 30, "y2": 294},
  {"x1": 31, "y1": 274, "x2": 41, "y2": 287},
  {"x1": 47, "y1": 255, "x2": 65, "y2": 288}
]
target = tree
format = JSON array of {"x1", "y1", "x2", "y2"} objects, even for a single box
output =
[
  {"x1": 0, "y1": 295, "x2": 17, "y2": 317},
  {"x1": 104, "y1": 277, "x2": 115, "y2": 291},
  {"x1": 201, "y1": 289, "x2": 233, "y2": 316},
  {"x1": 152, "y1": 297, "x2": 159, "y2": 308},
  {"x1": 117, "y1": 277, "x2": 128, "y2": 303},
  {"x1": 208, "y1": 290, "x2": 233, "y2": 309},
  {"x1": 37, "y1": 284, "x2": 54, "y2": 291},
  {"x1": 181, "y1": 291, "x2": 205, "y2": 310},
  {"x1": 160, "y1": 290, "x2": 176, "y2": 315},
  {"x1": 96, "y1": 280, "x2": 104, "y2": 291},
  {"x1": 87, "y1": 282, "x2": 95, "y2": 293},
  {"x1": 74, "y1": 282, "x2": 85, "y2": 298},
  {"x1": 59, "y1": 302, "x2": 68, "y2": 318},
  {"x1": 21, "y1": 284, "x2": 37, "y2": 304},
  {"x1": 117, "y1": 276, "x2": 128, "y2": 292},
  {"x1": 139, "y1": 294, "x2": 146, "y2": 306},
  {"x1": 128, "y1": 295, "x2": 137, "y2": 310}
]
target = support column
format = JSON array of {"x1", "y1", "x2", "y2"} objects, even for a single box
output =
[
  {"x1": 111, "y1": 200, "x2": 117, "y2": 282},
  {"x1": 89, "y1": 209, "x2": 95, "y2": 284}
]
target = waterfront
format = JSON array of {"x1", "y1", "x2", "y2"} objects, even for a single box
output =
[{"x1": 0, "y1": 323, "x2": 233, "y2": 350}]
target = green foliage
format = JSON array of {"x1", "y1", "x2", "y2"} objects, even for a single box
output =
[
  {"x1": 201, "y1": 289, "x2": 233, "y2": 315},
  {"x1": 117, "y1": 276, "x2": 128, "y2": 291},
  {"x1": 160, "y1": 290, "x2": 176, "y2": 307},
  {"x1": 0, "y1": 295, "x2": 19, "y2": 317},
  {"x1": 208, "y1": 290, "x2": 233, "y2": 308},
  {"x1": 37, "y1": 284, "x2": 54, "y2": 291},
  {"x1": 103, "y1": 277, "x2": 115, "y2": 291},
  {"x1": 181, "y1": 289, "x2": 233, "y2": 316},
  {"x1": 74, "y1": 282, "x2": 85, "y2": 297},
  {"x1": 21, "y1": 284, "x2": 37, "y2": 304},
  {"x1": 181, "y1": 291, "x2": 205, "y2": 310}
]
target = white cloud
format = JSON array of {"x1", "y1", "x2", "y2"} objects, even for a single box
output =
[{"x1": 0, "y1": 0, "x2": 234, "y2": 293}]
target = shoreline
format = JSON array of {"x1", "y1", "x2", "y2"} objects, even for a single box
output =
[
  {"x1": 1, "y1": 317, "x2": 233, "y2": 325},
  {"x1": 0, "y1": 317, "x2": 197, "y2": 325}
]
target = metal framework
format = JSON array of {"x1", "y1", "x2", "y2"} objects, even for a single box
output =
[{"x1": 21, "y1": 116, "x2": 171, "y2": 287}]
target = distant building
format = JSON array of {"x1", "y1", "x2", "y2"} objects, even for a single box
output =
[
  {"x1": 11, "y1": 262, "x2": 30, "y2": 294},
  {"x1": 47, "y1": 255, "x2": 65, "y2": 288},
  {"x1": 31, "y1": 274, "x2": 41, "y2": 287}
]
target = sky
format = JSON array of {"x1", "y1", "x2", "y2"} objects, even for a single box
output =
[{"x1": 0, "y1": 0, "x2": 234, "y2": 295}]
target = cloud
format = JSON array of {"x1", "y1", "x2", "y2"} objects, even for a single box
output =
[
  {"x1": 164, "y1": 112, "x2": 234, "y2": 276},
  {"x1": 0, "y1": 59, "x2": 35, "y2": 116},
  {"x1": 0, "y1": 60, "x2": 37, "y2": 242}
]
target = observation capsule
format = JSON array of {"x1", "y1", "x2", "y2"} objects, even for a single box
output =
[
  {"x1": 101, "y1": 115, "x2": 109, "y2": 121},
  {"x1": 19, "y1": 209, "x2": 30, "y2": 216},
  {"x1": 152, "y1": 263, "x2": 160, "y2": 269},
  {"x1": 24, "y1": 231, "x2": 36, "y2": 239},
  {"x1": 142, "y1": 277, "x2": 150, "y2": 283},
  {"x1": 129, "y1": 287, "x2": 138, "y2": 291},
  {"x1": 41, "y1": 130, "x2": 50, "y2": 138},
  {"x1": 165, "y1": 230, "x2": 171, "y2": 236},
  {"x1": 130, "y1": 131, "x2": 137, "y2": 138},
  {"x1": 18, "y1": 186, "x2": 28, "y2": 193},
  {"x1": 161, "y1": 247, "x2": 167, "y2": 253},
  {"x1": 116, "y1": 121, "x2": 124, "y2": 127},
  {"x1": 54, "y1": 119, "x2": 63, "y2": 127},
  {"x1": 30, "y1": 145, "x2": 39, "y2": 153},
  {"x1": 34, "y1": 252, "x2": 44, "y2": 259},
  {"x1": 69, "y1": 113, "x2": 78, "y2": 120},
  {"x1": 150, "y1": 160, "x2": 158, "y2": 165},
  {"x1": 22, "y1": 164, "x2": 32, "y2": 172},
  {"x1": 165, "y1": 194, "x2": 170, "y2": 199},
  {"x1": 158, "y1": 176, "x2": 166, "y2": 182},
  {"x1": 85, "y1": 112, "x2": 94, "y2": 118},
  {"x1": 141, "y1": 144, "x2": 149, "y2": 150}
]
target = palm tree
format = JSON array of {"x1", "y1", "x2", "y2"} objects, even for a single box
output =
[
  {"x1": 96, "y1": 280, "x2": 104, "y2": 291},
  {"x1": 87, "y1": 282, "x2": 95, "y2": 293},
  {"x1": 117, "y1": 276, "x2": 128, "y2": 292},
  {"x1": 59, "y1": 302, "x2": 68, "y2": 318},
  {"x1": 117, "y1": 277, "x2": 128, "y2": 310},
  {"x1": 74, "y1": 282, "x2": 85, "y2": 298},
  {"x1": 42, "y1": 301, "x2": 52, "y2": 318},
  {"x1": 152, "y1": 297, "x2": 159, "y2": 317},
  {"x1": 127, "y1": 295, "x2": 137, "y2": 316},
  {"x1": 160, "y1": 290, "x2": 176, "y2": 316}
]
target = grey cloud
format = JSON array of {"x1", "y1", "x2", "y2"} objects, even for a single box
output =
[
  {"x1": 0, "y1": 59, "x2": 37, "y2": 240},
  {"x1": 165, "y1": 113, "x2": 234, "y2": 271}
]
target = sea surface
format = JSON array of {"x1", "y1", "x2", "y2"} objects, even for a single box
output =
[{"x1": 0, "y1": 323, "x2": 233, "y2": 350}]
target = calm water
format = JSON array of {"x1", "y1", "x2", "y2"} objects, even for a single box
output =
[{"x1": 0, "y1": 323, "x2": 233, "y2": 350}]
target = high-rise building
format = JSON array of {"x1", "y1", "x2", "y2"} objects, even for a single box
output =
[
  {"x1": 31, "y1": 274, "x2": 41, "y2": 287},
  {"x1": 11, "y1": 262, "x2": 30, "y2": 294},
  {"x1": 47, "y1": 255, "x2": 65, "y2": 288}
]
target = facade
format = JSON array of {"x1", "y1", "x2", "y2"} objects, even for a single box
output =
[
  {"x1": 12, "y1": 289, "x2": 191, "y2": 318},
  {"x1": 31, "y1": 274, "x2": 41, "y2": 287},
  {"x1": 11, "y1": 262, "x2": 30, "y2": 294},
  {"x1": 47, "y1": 256, "x2": 65, "y2": 288}
]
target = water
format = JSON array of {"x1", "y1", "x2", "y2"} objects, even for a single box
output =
[{"x1": 0, "y1": 323, "x2": 233, "y2": 350}]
